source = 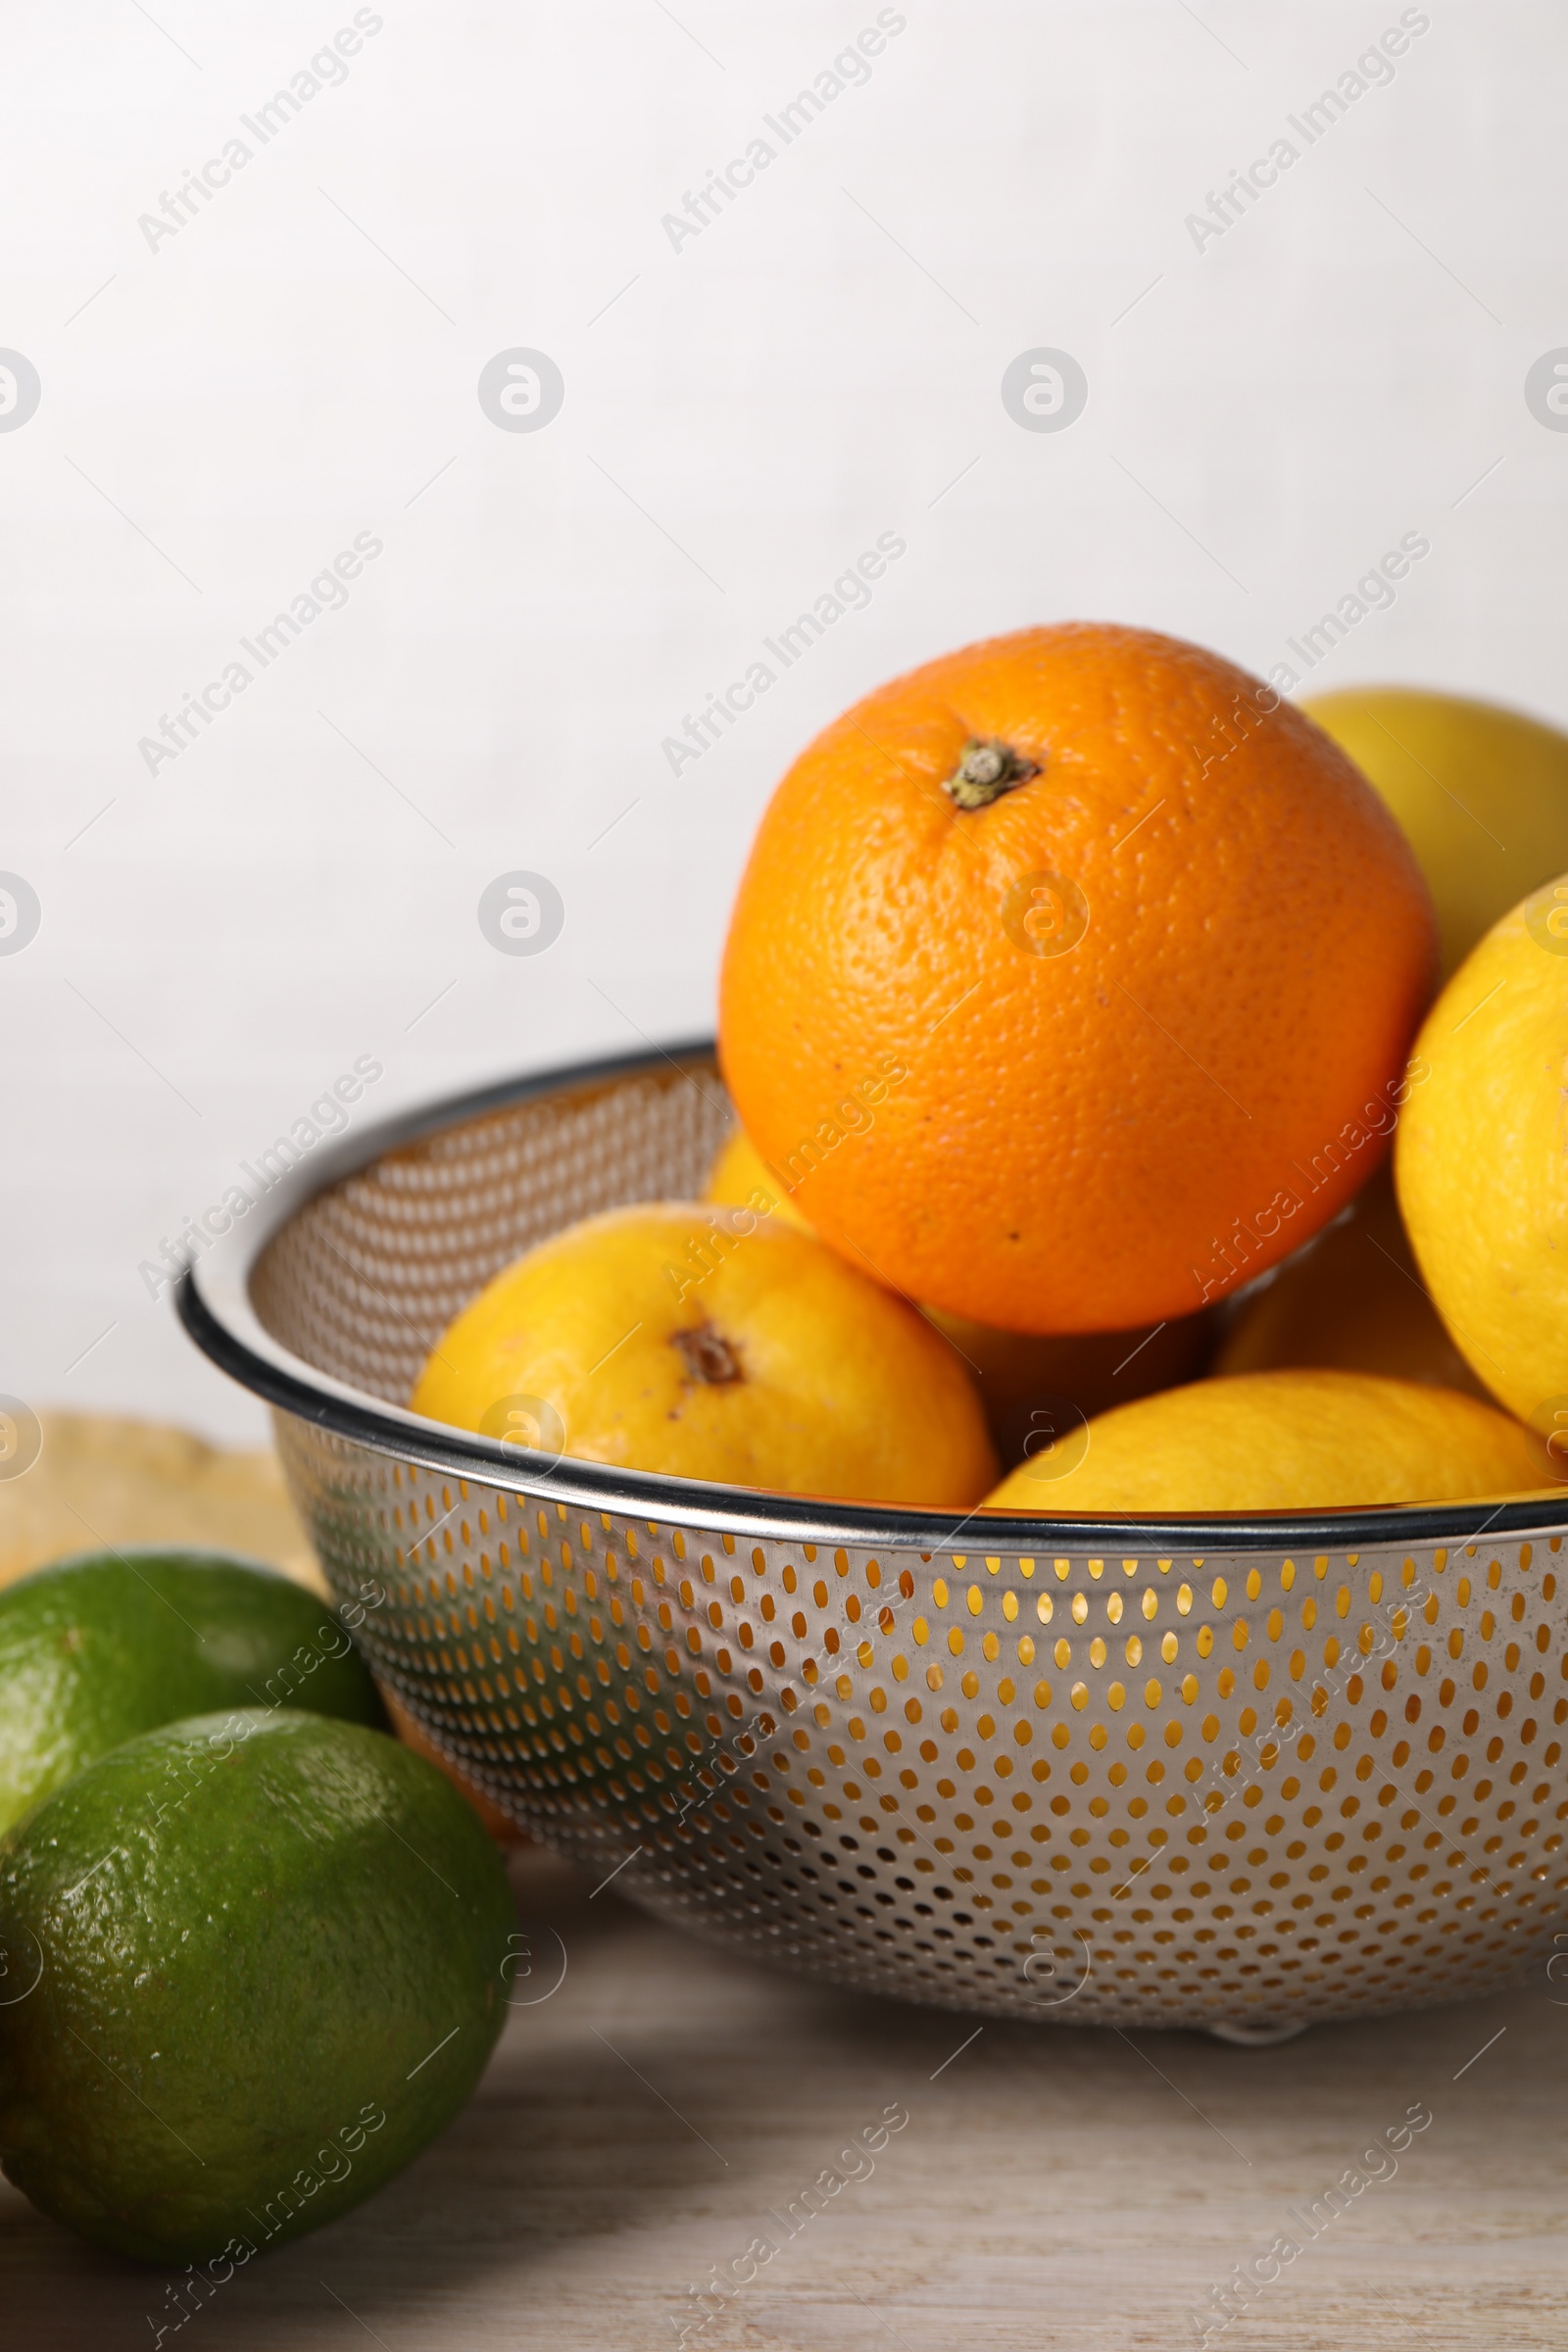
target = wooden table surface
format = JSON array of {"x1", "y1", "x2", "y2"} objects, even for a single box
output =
[{"x1": 5, "y1": 1843, "x2": 1566, "y2": 2351}]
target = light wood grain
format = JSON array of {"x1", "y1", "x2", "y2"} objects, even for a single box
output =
[
  {"x1": 5, "y1": 1846, "x2": 1566, "y2": 2349},
  {"x1": 0, "y1": 1411, "x2": 318, "y2": 1592}
]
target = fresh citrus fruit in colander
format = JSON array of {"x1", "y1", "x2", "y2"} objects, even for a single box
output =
[
  {"x1": 1304, "y1": 686, "x2": 1568, "y2": 981},
  {"x1": 719, "y1": 623, "x2": 1438, "y2": 1334},
  {"x1": 412, "y1": 1203, "x2": 998, "y2": 1508},
  {"x1": 704, "y1": 1125, "x2": 1211, "y2": 1452},
  {"x1": 1211, "y1": 1166, "x2": 1486, "y2": 1399},
  {"x1": 1396, "y1": 873, "x2": 1568, "y2": 1442},
  {"x1": 981, "y1": 1369, "x2": 1547, "y2": 1515}
]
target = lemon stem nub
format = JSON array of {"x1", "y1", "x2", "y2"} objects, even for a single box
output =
[
  {"x1": 672, "y1": 1322, "x2": 744, "y2": 1385},
  {"x1": 942, "y1": 737, "x2": 1041, "y2": 809}
]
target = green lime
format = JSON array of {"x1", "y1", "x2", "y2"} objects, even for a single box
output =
[
  {"x1": 0, "y1": 1707, "x2": 514, "y2": 2263},
  {"x1": 0, "y1": 1548, "x2": 386, "y2": 1838}
]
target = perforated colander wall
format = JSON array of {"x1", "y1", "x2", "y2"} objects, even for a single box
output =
[
  {"x1": 251, "y1": 1057, "x2": 1568, "y2": 2031},
  {"x1": 251, "y1": 1060, "x2": 734, "y2": 1404}
]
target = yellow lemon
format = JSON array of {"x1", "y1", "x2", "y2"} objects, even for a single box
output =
[
  {"x1": 1303, "y1": 687, "x2": 1568, "y2": 980},
  {"x1": 1396, "y1": 874, "x2": 1568, "y2": 1434},
  {"x1": 706, "y1": 1127, "x2": 811, "y2": 1233},
  {"x1": 1212, "y1": 1167, "x2": 1487, "y2": 1397},
  {"x1": 704, "y1": 1128, "x2": 1211, "y2": 1457},
  {"x1": 981, "y1": 1370, "x2": 1546, "y2": 1515},
  {"x1": 412, "y1": 1202, "x2": 998, "y2": 1508}
]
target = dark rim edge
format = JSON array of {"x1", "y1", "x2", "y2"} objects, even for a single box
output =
[{"x1": 174, "y1": 1039, "x2": 1568, "y2": 1558}]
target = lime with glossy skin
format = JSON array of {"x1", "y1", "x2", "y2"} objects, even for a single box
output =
[
  {"x1": 0, "y1": 1708, "x2": 514, "y2": 2263},
  {"x1": 0, "y1": 1548, "x2": 386, "y2": 1838}
]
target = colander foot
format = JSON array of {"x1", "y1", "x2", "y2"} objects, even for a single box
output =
[{"x1": 1204, "y1": 2017, "x2": 1310, "y2": 2047}]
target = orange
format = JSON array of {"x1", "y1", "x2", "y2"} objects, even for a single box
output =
[
  {"x1": 719, "y1": 623, "x2": 1437, "y2": 1334},
  {"x1": 411, "y1": 1203, "x2": 997, "y2": 1507},
  {"x1": 705, "y1": 1126, "x2": 1212, "y2": 1455}
]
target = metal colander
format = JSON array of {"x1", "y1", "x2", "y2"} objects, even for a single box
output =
[{"x1": 178, "y1": 1045, "x2": 1568, "y2": 2036}]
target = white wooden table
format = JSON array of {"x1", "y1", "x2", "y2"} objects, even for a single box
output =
[{"x1": 6, "y1": 1844, "x2": 1566, "y2": 2350}]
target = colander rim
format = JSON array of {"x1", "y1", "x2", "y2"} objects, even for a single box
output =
[{"x1": 175, "y1": 1038, "x2": 1568, "y2": 1557}]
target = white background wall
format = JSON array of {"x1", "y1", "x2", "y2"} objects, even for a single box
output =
[{"x1": 3, "y1": 0, "x2": 1562, "y2": 1442}]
